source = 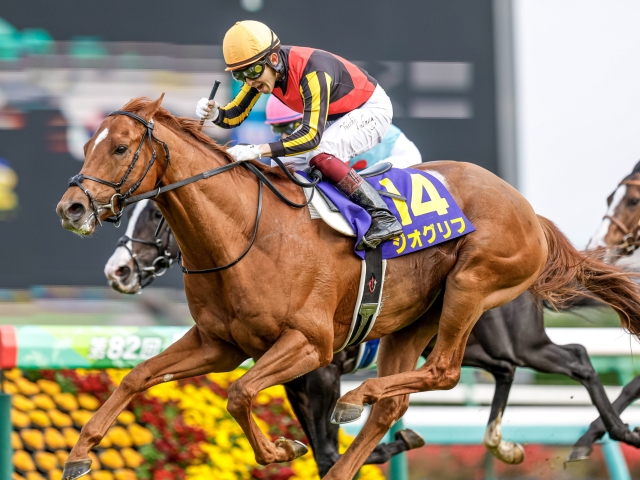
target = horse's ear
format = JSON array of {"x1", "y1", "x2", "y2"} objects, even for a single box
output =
[
  {"x1": 632, "y1": 159, "x2": 640, "y2": 174},
  {"x1": 140, "y1": 93, "x2": 165, "y2": 121}
]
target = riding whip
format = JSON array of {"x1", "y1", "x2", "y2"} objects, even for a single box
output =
[{"x1": 199, "y1": 80, "x2": 221, "y2": 130}]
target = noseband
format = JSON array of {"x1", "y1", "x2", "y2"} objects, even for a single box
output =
[
  {"x1": 604, "y1": 179, "x2": 640, "y2": 255},
  {"x1": 68, "y1": 111, "x2": 170, "y2": 227},
  {"x1": 116, "y1": 219, "x2": 180, "y2": 290}
]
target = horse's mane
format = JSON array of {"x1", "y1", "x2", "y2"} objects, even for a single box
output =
[{"x1": 121, "y1": 97, "x2": 290, "y2": 180}]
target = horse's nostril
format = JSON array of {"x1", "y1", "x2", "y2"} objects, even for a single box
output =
[
  {"x1": 115, "y1": 266, "x2": 131, "y2": 280},
  {"x1": 67, "y1": 202, "x2": 86, "y2": 218}
]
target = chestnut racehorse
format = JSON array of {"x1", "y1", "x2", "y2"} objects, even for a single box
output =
[{"x1": 56, "y1": 95, "x2": 640, "y2": 479}]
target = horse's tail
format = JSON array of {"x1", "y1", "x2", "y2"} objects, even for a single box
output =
[{"x1": 530, "y1": 215, "x2": 640, "y2": 336}]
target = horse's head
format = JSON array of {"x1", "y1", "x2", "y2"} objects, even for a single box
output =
[
  {"x1": 56, "y1": 95, "x2": 168, "y2": 235},
  {"x1": 588, "y1": 167, "x2": 640, "y2": 257},
  {"x1": 105, "y1": 199, "x2": 180, "y2": 294}
]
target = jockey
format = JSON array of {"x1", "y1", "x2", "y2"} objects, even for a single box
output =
[
  {"x1": 195, "y1": 20, "x2": 403, "y2": 251},
  {"x1": 264, "y1": 95, "x2": 422, "y2": 171}
]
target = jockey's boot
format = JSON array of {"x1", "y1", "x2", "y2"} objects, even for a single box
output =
[
  {"x1": 309, "y1": 153, "x2": 402, "y2": 250},
  {"x1": 336, "y1": 169, "x2": 403, "y2": 250}
]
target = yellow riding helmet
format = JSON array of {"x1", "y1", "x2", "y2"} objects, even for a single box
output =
[{"x1": 223, "y1": 21, "x2": 280, "y2": 71}]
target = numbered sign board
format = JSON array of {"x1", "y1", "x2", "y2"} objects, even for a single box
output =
[{"x1": 0, "y1": 325, "x2": 190, "y2": 369}]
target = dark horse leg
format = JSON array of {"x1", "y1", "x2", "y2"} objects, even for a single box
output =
[
  {"x1": 284, "y1": 348, "x2": 425, "y2": 478},
  {"x1": 569, "y1": 375, "x2": 640, "y2": 461},
  {"x1": 461, "y1": 341, "x2": 523, "y2": 464},
  {"x1": 514, "y1": 341, "x2": 640, "y2": 460}
]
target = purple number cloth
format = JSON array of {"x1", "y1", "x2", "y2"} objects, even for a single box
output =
[{"x1": 298, "y1": 167, "x2": 476, "y2": 259}]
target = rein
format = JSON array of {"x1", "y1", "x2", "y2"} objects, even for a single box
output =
[
  {"x1": 71, "y1": 110, "x2": 320, "y2": 274},
  {"x1": 604, "y1": 179, "x2": 640, "y2": 255}
]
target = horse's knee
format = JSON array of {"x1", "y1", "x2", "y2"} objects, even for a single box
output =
[
  {"x1": 374, "y1": 396, "x2": 409, "y2": 428},
  {"x1": 227, "y1": 381, "x2": 252, "y2": 418},
  {"x1": 420, "y1": 362, "x2": 460, "y2": 390},
  {"x1": 119, "y1": 365, "x2": 150, "y2": 395}
]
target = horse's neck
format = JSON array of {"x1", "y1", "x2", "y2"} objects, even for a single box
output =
[{"x1": 154, "y1": 125, "x2": 256, "y2": 271}]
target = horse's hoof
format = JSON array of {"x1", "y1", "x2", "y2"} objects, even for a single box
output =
[
  {"x1": 395, "y1": 428, "x2": 426, "y2": 450},
  {"x1": 275, "y1": 437, "x2": 308, "y2": 460},
  {"x1": 330, "y1": 402, "x2": 364, "y2": 424},
  {"x1": 566, "y1": 445, "x2": 593, "y2": 463},
  {"x1": 62, "y1": 459, "x2": 92, "y2": 479}
]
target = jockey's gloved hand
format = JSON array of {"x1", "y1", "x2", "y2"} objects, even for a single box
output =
[
  {"x1": 227, "y1": 144, "x2": 262, "y2": 162},
  {"x1": 196, "y1": 97, "x2": 220, "y2": 121}
]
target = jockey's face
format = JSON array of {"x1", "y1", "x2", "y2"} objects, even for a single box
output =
[{"x1": 245, "y1": 53, "x2": 280, "y2": 94}]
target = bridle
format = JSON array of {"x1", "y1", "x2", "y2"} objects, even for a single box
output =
[
  {"x1": 68, "y1": 111, "x2": 170, "y2": 227},
  {"x1": 116, "y1": 216, "x2": 181, "y2": 289},
  {"x1": 604, "y1": 179, "x2": 640, "y2": 255},
  {"x1": 69, "y1": 109, "x2": 319, "y2": 274}
]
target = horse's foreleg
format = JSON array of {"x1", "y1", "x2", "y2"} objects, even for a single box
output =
[
  {"x1": 62, "y1": 326, "x2": 247, "y2": 479},
  {"x1": 323, "y1": 312, "x2": 439, "y2": 480},
  {"x1": 226, "y1": 328, "x2": 329, "y2": 465}
]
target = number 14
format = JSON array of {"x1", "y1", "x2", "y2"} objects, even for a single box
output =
[{"x1": 379, "y1": 174, "x2": 449, "y2": 226}]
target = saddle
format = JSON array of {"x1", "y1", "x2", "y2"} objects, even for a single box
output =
[{"x1": 295, "y1": 161, "x2": 394, "y2": 237}]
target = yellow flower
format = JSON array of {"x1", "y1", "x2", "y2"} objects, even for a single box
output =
[
  {"x1": 12, "y1": 395, "x2": 35, "y2": 412},
  {"x1": 114, "y1": 469, "x2": 137, "y2": 480},
  {"x1": 48, "y1": 409, "x2": 73, "y2": 428},
  {"x1": 34, "y1": 451, "x2": 59, "y2": 472},
  {"x1": 70, "y1": 409, "x2": 93, "y2": 428},
  {"x1": 116, "y1": 410, "x2": 135, "y2": 425},
  {"x1": 106, "y1": 426, "x2": 132, "y2": 448},
  {"x1": 53, "y1": 393, "x2": 78, "y2": 412},
  {"x1": 61, "y1": 428, "x2": 80, "y2": 450},
  {"x1": 36, "y1": 379, "x2": 61, "y2": 396},
  {"x1": 11, "y1": 431, "x2": 23, "y2": 450},
  {"x1": 127, "y1": 424, "x2": 153, "y2": 447},
  {"x1": 32, "y1": 394, "x2": 55, "y2": 411},
  {"x1": 44, "y1": 428, "x2": 67, "y2": 450},
  {"x1": 13, "y1": 450, "x2": 36, "y2": 472},
  {"x1": 21, "y1": 429, "x2": 44, "y2": 451},
  {"x1": 99, "y1": 449, "x2": 124, "y2": 469},
  {"x1": 5, "y1": 368, "x2": 22, "y2": 381},
  {"x1": 77, "y1": 393, "x2": 100, "y2": 411},
  {"x1": 120, "y1": 447, "x2": 143, "y2": 469},
  {"x1": 28, "y1": 410, "x2": 51, "y2": 428},
  {"x1": 15, "y1": 378, "x2": 40, "y2": 396},
  {"x1": 92, "y1": 471, "x2": 115, "y2": 480}
]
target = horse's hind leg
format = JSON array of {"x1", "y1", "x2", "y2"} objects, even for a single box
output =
[
  {"x1": 284, "y1": 365, "x2": 343, "y2": 477},
  {"x1": 463, "y1": 343, "x2": 522, "y2": 464},
  {"x1": 62, "y1": 326, "x2": 248, "y2": 479},
  {"x1": 284, "y1": 355, "x2": 424, "y2": 478},
  {"x1": 514, "y1": 341, "x2": 640, "y2": 459},
  {"x1": 323, "y1": 310, "x2": 440, "y2": 480},
  {"x1": 333, "y1": 282, "x2": 489, "y2": 420},
  {"x1": 569, "y1": 375, "x2": 640, "y2": 460}
]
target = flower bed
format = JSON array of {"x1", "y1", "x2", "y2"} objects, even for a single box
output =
[{"x1": 5, "y1": 368, "x2": 384, "y2": 480}]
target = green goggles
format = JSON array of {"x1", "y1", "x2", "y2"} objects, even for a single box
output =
[
  {"x1": 271, "y1": 121, "x2": 302, "y2": 136},
  {"x1": 231, "y1": 59, "x2": 268, "y2": 82}
]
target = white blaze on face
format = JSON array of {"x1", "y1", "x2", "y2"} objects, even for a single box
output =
[
  {"x1": 104, "y1": 199, "x2": 150, "y2": 282},
  {"x1": 92, "y1": 127, "x2": 109, "y2": 154},
  {"x1": 587, "y1": 185, "x2": 627, "y2": 249}
]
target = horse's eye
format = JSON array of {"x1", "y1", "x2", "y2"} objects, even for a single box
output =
[
  {"x1": 154, "y1": 211, "x2": 163, "y2": 219},
  {"x1": 628, "y1": 198, "x2": 640, "y2": 207},
  {"x1": 115, "y1": 145, "x2": 127, "y2": 155}
]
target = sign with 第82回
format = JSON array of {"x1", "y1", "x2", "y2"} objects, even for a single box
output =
[{"x1": 0, "y1": 326, "x2": 190, "y2": 370}]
